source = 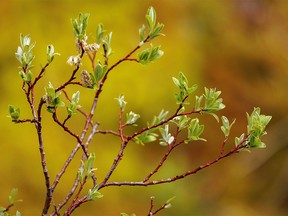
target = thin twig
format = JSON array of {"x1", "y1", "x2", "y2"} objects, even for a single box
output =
[
  {"x1": 13, "y1": 119, "x2": 38, "y2": 123},
  {"x1": 143, "y1": 130, "x2": 182, "y2": 182},
  {"x1": 55, "y1": 48, "x2": 85, "y2": 92},
  {"x1": 147, "y1": 196, "x2": 155, "y2": 216},
  {"x1": 53, "y1": 176, "x2": 79, "y2": 215},
  {"x1": 65, "y1": 177, "x2": 87, "y2": 216},
  {"x1": 95, "y1": 129, "x2": 120, "y2": 137},
  {"x1": 52, "y1": 112, "x2": 81, "y2": 144},
  {"x1": 30, "y1": 62, "x2": 49, "y2": 88},
  {"x1": 101, "y1": 137, "x2": 248, "y2": 188}
]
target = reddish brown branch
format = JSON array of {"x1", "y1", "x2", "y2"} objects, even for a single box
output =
[
  {"x1": 148, "y1": 196, "x2": 155, "y2": 216},
  {"x1": 143, "y1": 130, "x2": 182, "y2": 182},
  {"x1": 95, "y1": 129, "x2": 120, "y2": 137},
  {"x1": 52, "y1": 112, "x2": 81, "y2": 143},
  {"x1": 51, "y1": 148, "x2": 81, "y2": 196},
  {"x1": 65, "y1": 177, "x2": 87, "y2": 216},
  {"x1": 2, "y1": 203, "x2": 14, "y2": 213},
  {"x1": 62, "y1": 89, "x2": 94, "y2": 127},
  {"x1": 21, "y1": 79, "x2": 52, "y2": 215},
  {"x1": 101, "y1": 137, "x2": 248, "y2": 188},
  {"x1": 55, "y1": 48, "x2": 85, "y2": 92},
  {"x1": 52, "y1": 111, "x2": 89, "y2": 159},
  {"x1": 94, "y1": 36, "x2": 149, "y2": 104},
  {"x1": 149, "y1": 197, "x2": 171, "y2": 216},
  {"x1": 31, "y1": 62, "x2": 49, "y2": 88}
]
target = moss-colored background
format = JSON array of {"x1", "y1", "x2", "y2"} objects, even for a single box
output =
[{"x1": 1, "y1": 0, "x2": 288, "y2": 215}]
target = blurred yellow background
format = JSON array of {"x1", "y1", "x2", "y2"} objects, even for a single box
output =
[{"x1": 1, "y1": 0, "x2": 288, "y2": 215}]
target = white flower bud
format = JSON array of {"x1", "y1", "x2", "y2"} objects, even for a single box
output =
[{"x1": 67, "y1": 55, "x2": 82, "y2": 67}]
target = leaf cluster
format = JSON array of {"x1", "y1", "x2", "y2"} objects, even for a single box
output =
[
  {"x1": 0, "y1": 188, "x2": 22, "y2": 216},
  {"x1": 233, "y1": 108, "x2": 272, "y2": 150},
  {"x1": 138, "y1": 44, "x2": 164, "y2": 65},
  {"x1": 187, "y1": 118, "x2": 206, "y2": 142},
  {"x1": 78, "y1": 153, "x2": 97, "y2": 184},
  {"x1": 139, "y1": 6, "x2": 164, "y2": 42},
  {"x1": 220, "y1": 116, "x2": 236, "y2": 137},
  {"x1": 83, "y1": 63, "x2": 108, "y2": 89},
  {"x1": 159, "y1": 125, "x2": 174, "y2": 146},
  {"x1": 195, "y1": 88, "x2": 225, "y2": 121},
  {"x1": 72, "y1": 13, "x2": 90, "y2": 40},
  {"x1": 172, "y1": 72, "x2": 198, "y2": 104},
  {"x1": 15, "y1": 34, "x2": 35, "y2": 83},
  {"x1": 133, "y1": 110, "x2": 169, "y2": 145},
  {"x1": 45, "y1": 82, "x2": 65, "y2": 113},
  {"x1": 126, "y1": 111, "x2": 140, "y2": 126},
  {"x1": 67, "y1": 91, "x2": 81, "y2": 116},
  {"x1": 78, "y1": 153, "x2": 103, "y2": 201},
  {"x1": 246, "y1": 107, "x2": 272, "y2": 148}
]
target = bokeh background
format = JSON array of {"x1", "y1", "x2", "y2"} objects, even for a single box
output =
[{"x1": 1, "y1": 0, "x2": 288, "y2": 215}]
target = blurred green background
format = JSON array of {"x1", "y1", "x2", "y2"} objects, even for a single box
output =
[{"x1": 1, "y1": 0, "x2": 288, "y2": 215}]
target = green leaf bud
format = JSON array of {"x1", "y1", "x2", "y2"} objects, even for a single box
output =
[
  {"x1": 8, "y1": 105, "x2": 20, "y2": 121},
  {"x1": 126, "y1": 111, "x2": 140, "y2": 125},
  {"x1": 115, "y1": 94, "x2": 127, "y2": 111},
  {"x1": 187, "y1": 118, "x2": 206, "y2": 142}
]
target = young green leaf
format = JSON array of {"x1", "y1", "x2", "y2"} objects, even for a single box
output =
[
  {"x1": 87, "y1": 186, "x2": 103, "y2": 201},
  {"x1": 15, "y1": 34, "x2": 35, "y2": 74},
  {"x1": 164, "y1": 196, "x2": 176, "y2": 209},
  {"x1": 235, "y1": 133, "x2": 246, "y2": 146},
  {"x1": 148, "y1": 23, "x2": 165, "y2": 41},
  {"x1": 143, "y1": 6, "x2": 165, "y2": 42},
  {"x1": 220, "y1": 116, "x2": 236, "y2": 137},
  {"x1": 149, "y1": 109, "x2": 169, "y2": 126},
  {"x1": 172, "y1": 115, "x2": 190, "y2": 131},
  {"x1": 72, "y1": 91, "x2": 80, "y2": 103},
  {"x1": 8, "y1": 188, "x2": 22, "y2": 205},
  {"x1": 126, "y1": 111, "x2": 140, "y2": 125},
  {"x1": 146, "y1": 6, "x2": 157, "y2": 33},
  {"x1": 78, "y1": 153, "x2": 97, "y2": 184},
  {"x1": 173, "y1": 72, "x2": 198, "y2": 104},
  {"x1": 203, "y1": 88, "x2": 225, "y2": 113},
  {"x1": 246, "y1": 107, "x2": 272, "y2": 149},
  {"x1": 67, "y1": 91, "x2": 81, "y2": 116},
  {"x1": 187, "y1": 118, "x2": 206, "y2": 142},
  {"x1": 86, "y1": 153, "x2": 95, "y2": 171},
  {"x1": 138, "y1": 44, "x2": 164, "y2": 64},
  {"x1": 134, "y1": 131, "x2": 158, "y2": 145},
  {"x1": 139, "y1": 24, "x2": 146, "y2": 42},
  {"x1": 94, "y1": 62, "x2": 107, "y2": 82},
  {"x1": 103, "y1": 32, "x2": 113, "y2": 58},
  {"x1": 9, "y1": 188, "x2": 18, "y2": 204},
  {"x1": 46, "y1": 44, "x2": 59, "y2": 63},
  {"x1": 159, "y1": 125, "x2": 174, "y2": 146},
  {"x1": 8, "y1": 105, "x2": 20, "y2": 121},
  {"x1": 72, "y1": 13, "x2": 90, "y2": 40},
  {"x1": 193, "y1": 87, "x2": 225, "y2": 121},
  {"x1": 115, "y1": 94, "x2": 127, "y2": 111},
  {"x1": 45, "y1": 82, "x2": 64, "y2": 112},
  {"x1": 96, "y1": 23, "x2": 105, "y2": 44}
]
